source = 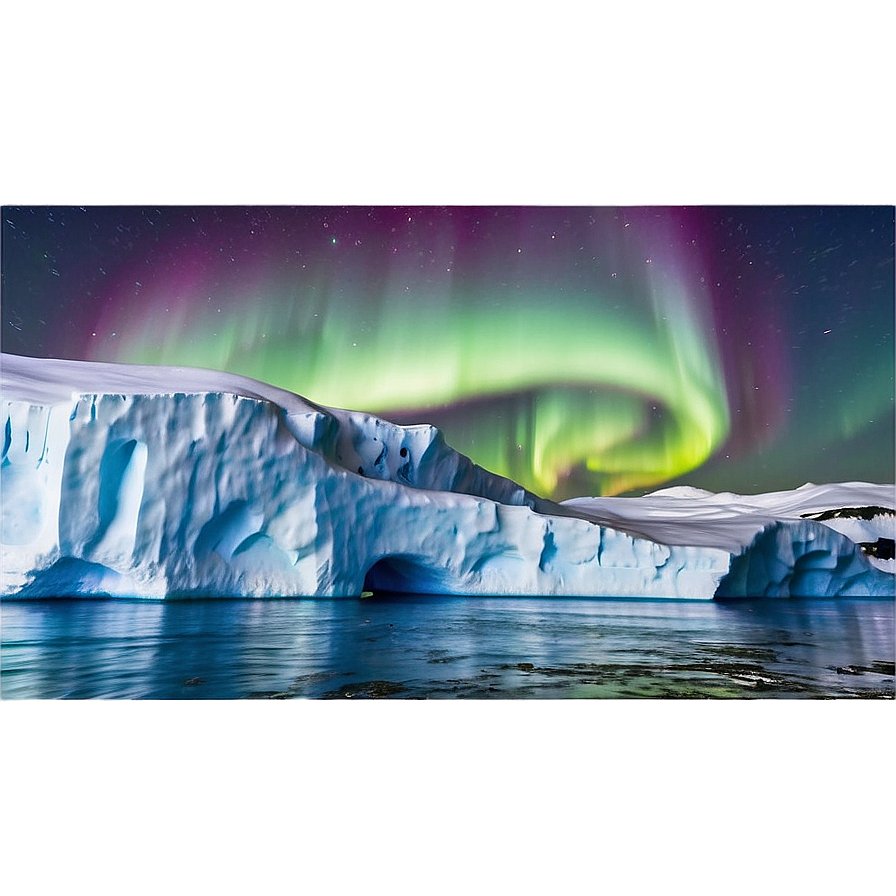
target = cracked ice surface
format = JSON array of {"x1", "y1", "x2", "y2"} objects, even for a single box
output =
[{"x1": 2, "y1": 354, "x2": 893, "y2": 599}]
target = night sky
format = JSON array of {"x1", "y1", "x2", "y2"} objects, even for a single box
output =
[{"x1": 1, "y1": 206, "x2": 893, "y2": 498}]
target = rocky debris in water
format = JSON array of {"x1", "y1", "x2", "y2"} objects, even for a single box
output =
[
  {"x1": 322, "y1": 680, "x2": 408, "y2": 699},
  {"x1": 834, "y1": 661, "x2": 896, "y2": 676},
  {"x1": 695, "y1": 644, "x2": 779, "y2": 662}
]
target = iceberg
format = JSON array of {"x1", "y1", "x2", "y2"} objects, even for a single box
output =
[{"x1": 2, "y1": 353, "x2": 893, "y2": 600}]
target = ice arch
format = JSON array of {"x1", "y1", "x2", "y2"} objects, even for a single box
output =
[{"x1": 363, "y1": 554, "x2": 458, "y2": 595}]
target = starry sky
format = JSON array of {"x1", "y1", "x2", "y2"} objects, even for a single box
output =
[{"x1": 2, "y1": 206, "x2": 893, "y2": 498}]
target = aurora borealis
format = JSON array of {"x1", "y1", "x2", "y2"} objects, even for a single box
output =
[{"x1": 2, "y1": 206, "x2": 893, "y2": 498}]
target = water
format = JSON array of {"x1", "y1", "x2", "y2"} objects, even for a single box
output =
[{"x1": 1, "y1": 595, "x2": 893, "y2": 699}]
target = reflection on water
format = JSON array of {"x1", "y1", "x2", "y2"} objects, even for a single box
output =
[{"x1": 1, "y1": 596, "x2": 894, "y2": 699}]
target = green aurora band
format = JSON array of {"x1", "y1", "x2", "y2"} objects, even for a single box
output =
[
  {"x1": 105, "y1": 254, "x2": 730, "y2": 499},
  {"x1": 5, "y1": 205, "x2": 890, "y2": 497}
]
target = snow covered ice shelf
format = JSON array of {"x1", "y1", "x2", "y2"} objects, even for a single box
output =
[{"x1": 2, "y1": 354, "x2": 894, "y2": 600}]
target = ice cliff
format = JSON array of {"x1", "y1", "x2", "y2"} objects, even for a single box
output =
[{"x1": 2, "y1": 354, "x2": 893, "y2": 600}]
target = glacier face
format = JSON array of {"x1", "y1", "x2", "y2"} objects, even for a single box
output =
[{"x1": 2, "y1": 353, "x2": 894, "y2": 600}]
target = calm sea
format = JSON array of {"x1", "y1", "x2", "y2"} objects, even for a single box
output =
[{"x1": 1, "y1": 595, "x2": 893, "y2": 699}]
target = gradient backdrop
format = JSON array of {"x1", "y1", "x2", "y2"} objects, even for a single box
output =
[{"x1": 2, "y1": 206, "x2": 893, "y2": 498}]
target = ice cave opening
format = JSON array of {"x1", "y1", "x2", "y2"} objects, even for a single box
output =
[{"x1": 363, "y1": 555, "x2": 454, "y2": 596}]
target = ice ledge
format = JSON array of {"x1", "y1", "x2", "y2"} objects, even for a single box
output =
[{"x1": 2, "y1": 354, "x2": 893, "y2": 600}]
